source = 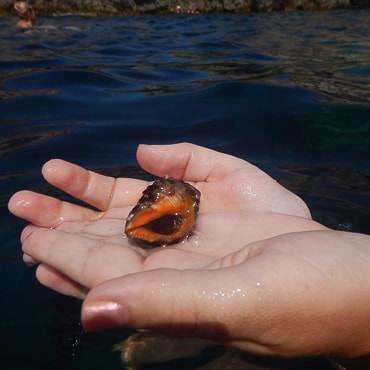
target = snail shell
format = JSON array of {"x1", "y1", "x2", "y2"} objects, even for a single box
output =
[{"x1": 125, "y1": 176, "x2": 201, "y2": 247}]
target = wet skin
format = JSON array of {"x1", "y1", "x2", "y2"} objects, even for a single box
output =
[{"x1": 8, "y1": 143, "x2": 370, "y2": 367}]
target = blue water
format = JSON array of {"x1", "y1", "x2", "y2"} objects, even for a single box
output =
[{"x1": 1, "y1": 10, "x2": 369, "y2": 370}]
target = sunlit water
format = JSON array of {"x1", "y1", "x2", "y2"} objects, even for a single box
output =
[{"x1": 1, "y1": 10, "x2": 369, "y2": 370}]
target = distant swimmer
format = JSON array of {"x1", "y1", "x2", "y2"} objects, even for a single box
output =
[{"x1": 14, "y1": 1, "x2": 36, "y2": 28}]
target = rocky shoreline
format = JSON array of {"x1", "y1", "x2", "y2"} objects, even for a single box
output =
[{"x1": 1, "y1": 0, "x2": 370, "y2": 16}]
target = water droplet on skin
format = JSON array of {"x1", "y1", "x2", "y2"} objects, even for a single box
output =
[
  {"x1": 16, "y1": 199, "x2": 32, "y2": 208},
  {"x1": 191, "y1": 233, "x2": 201, "y2": 247},
  {"x1": 50, "y1": 216, "x2": 65, "y2": 229}
]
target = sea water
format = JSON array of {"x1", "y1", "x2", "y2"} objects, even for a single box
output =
[{"x1": 1, "y1": 10, "x2": 369, "y2": 370}]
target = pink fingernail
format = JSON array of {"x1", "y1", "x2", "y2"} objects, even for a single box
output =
[{"x1": 82, "y1": 301, "x2": 128, "y2": 332}]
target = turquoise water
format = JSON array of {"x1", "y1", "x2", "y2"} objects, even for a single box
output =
[{"x1": 1, "y1": 10, "x2": 370, "y2": 369}]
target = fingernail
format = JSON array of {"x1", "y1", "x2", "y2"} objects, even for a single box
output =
[{"x1": 82, "y1": 301, "x2": 128, "y2": 332}]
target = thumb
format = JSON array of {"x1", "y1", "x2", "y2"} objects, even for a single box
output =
[
  {"x1": 81, "y1": 267, "x2": 256, "y2": 343},
  {"x1": 136, "y1": 142, "x2": 246, "y2": 181}
]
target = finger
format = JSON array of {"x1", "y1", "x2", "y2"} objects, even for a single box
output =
[
  {"x1": 82, "y1": 231, "x2": 370, "y2": 358},
  {"x1": 23, "y1": 252, "x2": 38, "y2": 265},
  {"x1": 36, "y1": 264, "x2": 88, "y2": 299},
  {"x1": 21, "y1": 225, "x2": 143, "y2": 288},
  {"x1": 81, "y1": 267, "x2": 273, "y2": 355},
  {"x1": 137, "y1": 143, "x2": 311, "y2": 218},
  {"x1": 9, "y1": 191, "x2": 100, "y2": 227},
  {"x1": 136, "y1": 143, "x2": 248, "y2": 181},
  {"x1": 42, "y1": 159, "x2": 148, "y2": 211}
]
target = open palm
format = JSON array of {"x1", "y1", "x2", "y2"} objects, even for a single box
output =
[
  {"x1": 9, "y1": 143, "x2": 370, "y2": 361},
  {"x1": 8, "y1": 143, "x2": 318, "y2": 298}
]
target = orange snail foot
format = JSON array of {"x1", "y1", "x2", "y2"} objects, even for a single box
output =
[{"x1": 125, "y1": 177, "x2": 201, "y2": 247}]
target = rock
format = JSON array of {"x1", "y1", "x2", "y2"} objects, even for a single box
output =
[
  {"x1": 2, "y1": 0, "x2": 368, "y2": 17},
  {"x1": 351, "y1": 0, "x2": 370, "y2": 7}
]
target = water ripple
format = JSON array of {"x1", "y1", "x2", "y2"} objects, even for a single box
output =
[{"x1": 1, "y1": 11, "x2": 370, "y2": 370}]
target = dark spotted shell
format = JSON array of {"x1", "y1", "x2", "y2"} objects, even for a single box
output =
[{"x1": 125, "y1": 177, "x2": 201, "y2": 247}]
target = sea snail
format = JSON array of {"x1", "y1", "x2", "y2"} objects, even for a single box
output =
[{"x1": 125, "y1": 176, "x2": 201, "y2": 247}]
